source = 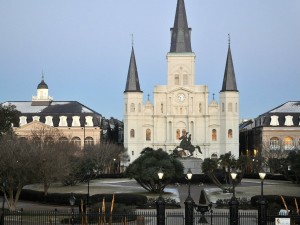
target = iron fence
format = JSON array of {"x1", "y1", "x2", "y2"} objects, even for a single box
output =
[{"x1": 1, "y1": 209, "x2": 299, "y2": 225}]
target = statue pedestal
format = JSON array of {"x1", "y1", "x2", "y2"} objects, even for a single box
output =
[{"x1": 179, "y1": 158, "x2": 203, "y2": 174}]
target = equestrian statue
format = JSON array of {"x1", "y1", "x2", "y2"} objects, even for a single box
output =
[{"x1": 173, "y1": 132, "x2": 202, "y2": 158}]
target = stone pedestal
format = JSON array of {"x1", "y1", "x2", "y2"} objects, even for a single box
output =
[{"x1": 179, "y1": 158, "x2": 203, "y2": 174}]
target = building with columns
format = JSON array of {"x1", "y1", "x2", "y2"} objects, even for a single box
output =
[
  {"x1": 123, "y1": 0, "x2": 240, "y2": 163},
  {"x1": 2, "y1": 77, "x2": 102, "y2": 148}
]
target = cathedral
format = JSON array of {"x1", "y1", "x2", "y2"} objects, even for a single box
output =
[{"x1": 124, "y1": 0, "x2": 239, "y2": 163}]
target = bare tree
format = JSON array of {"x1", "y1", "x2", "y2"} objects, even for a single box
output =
[
  {"x1": 262, "y1": 140, "x2": 289, "y2": 173},
  {"x1": 0, "y1": 135, "x2": 36, "y2": 210},
  {"x1": 30, "y1": 126, "x2": 79, "y2": 196}
]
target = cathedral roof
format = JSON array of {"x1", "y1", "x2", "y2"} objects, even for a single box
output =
[
  {"x1": 124, "y1": 47, "x2": 142, "y2": 93},
  {"x1": 221, "y1": 44, "x2": 238, "y2": 92},
  {"x1": 170, "y1": 0, "x2": 192, "y2": 53}
]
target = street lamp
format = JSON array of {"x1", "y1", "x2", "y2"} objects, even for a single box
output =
[
  {"x1": 156, "y1": 168, "x2": 165, "y2": 225},
  {"x1": 229, "y1": 168, "x2": 239, "y2": 225},
  {"x1": 185, "y1": 168, "x2": 194, "y2": 225},
  {"x1": 86, "y1": 171, "x2": 90, "y2": 207},
  {"x1": 69, "y1": 193, "x2": 76, "y2": 225},
  {"x1": 258, "y1": 169, "x2": 267, "y2": 225}
]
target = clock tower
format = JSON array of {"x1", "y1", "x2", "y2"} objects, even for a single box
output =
[{"x1": 123, "y1": 0, "x2": 240, "y2": 164}]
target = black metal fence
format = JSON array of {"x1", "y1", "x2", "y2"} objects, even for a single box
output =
[{"x1": 1, "y1": 209, "x2": 299, "y2": 225}]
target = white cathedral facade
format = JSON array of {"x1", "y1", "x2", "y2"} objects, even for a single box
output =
[{"x1": 124, "y1": 0, "x2": 239, "y2": 163}]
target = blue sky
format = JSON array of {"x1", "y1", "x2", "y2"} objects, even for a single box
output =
[{"x1": 1, "y1": 0, "x2": 300, "y2": 121}]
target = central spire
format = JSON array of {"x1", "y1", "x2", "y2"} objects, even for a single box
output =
[{"x1": 170, "y1": 0, "x2": 192, "y2": 53}]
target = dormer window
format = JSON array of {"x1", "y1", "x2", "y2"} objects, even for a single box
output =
[
  {"x1": 85, "y1": 116, "x2": 93, "y2": 127},
  {"x1": 284, "y1": 115, "x2": 293, "y2": 126},
  {"x1": 59, "y1": 116, "x2": 68, "y2": 127},
  {"x1": 270, "y1": 115, "x2": 279, "y2": 126},
  {"x1": 32, "y1": 116, "x2": 40, "y2": 122},
  {"x1": 45, "y1": 116, "x2": 53, "y2": 126},
  {"x1": 19, "y1": 116, "x2": 27, "y2": 126},
  {"x1": 72, "y1": 116, "x2": 80, "y2": 127}
]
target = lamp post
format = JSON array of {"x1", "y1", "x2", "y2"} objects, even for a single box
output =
[
  {"x1": 229, "y1": 168, "x2": 239, "y2": 225},
  {"x1": 156, "y1": 168, "x2": 165, "y2": 225},
  {"x1": 69, "y1": 193, "x2": 76, "y2": 225},
  {"x1": 258, "y1": 169, "x2": 267, "y2": 225},
  {"x1": 87, "y1": 171, "x2": 90, "y2": 207},
  {"x1": 185, "y1": 168, "x2": 194, "y2": 225}
]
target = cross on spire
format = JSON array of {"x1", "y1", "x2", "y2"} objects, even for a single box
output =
[
  {"x1": 147, "y1": 94, "x2": 150, "y2": 101},
  {"x1": 131, "y1": 34, "x2": 134, "y2": 47},
  {"x1": 213, "y1": 93, "x2": 215, "y2": 100}
]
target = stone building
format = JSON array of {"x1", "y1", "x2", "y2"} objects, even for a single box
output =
[
  {"x1": 123, "y1": 0, "x2": 240, "y2": 163},
  {"x1": 2, "y1": 77, "x2": 102, "y2": 148},
  {"x1": 240, "y1": 101, "x2": 300, "y2": 161}
]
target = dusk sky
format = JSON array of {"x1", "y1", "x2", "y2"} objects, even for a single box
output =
[{"x1": 1, "y1": 0, "x2": 299, "y2": 121}]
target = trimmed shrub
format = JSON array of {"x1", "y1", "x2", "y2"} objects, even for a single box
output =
[{"x1": 20, "y1": 189, "x2": 147, "y2": 207}]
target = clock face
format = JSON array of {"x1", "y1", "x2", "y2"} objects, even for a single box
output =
[{"x1": 177, "y1": 93, "x2": 186, "y2": 102}]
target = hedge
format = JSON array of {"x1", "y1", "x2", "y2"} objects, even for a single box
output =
[{"x1": 20, "y1": 189, "x2": 147, "y2": 207}]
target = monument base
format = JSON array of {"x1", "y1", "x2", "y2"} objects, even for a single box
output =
[{"x1": 179, "y1": 157, "x2": 203, "y2": 174}]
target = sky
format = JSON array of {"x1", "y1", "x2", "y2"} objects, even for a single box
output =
[{"x1": 1, "y1": 0, "x2": 300, "y2": 121}]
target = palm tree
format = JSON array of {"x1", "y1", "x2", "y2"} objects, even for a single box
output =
[
  {"x1": 219, "y1": 152, "x2": 237, "y2": 185},
  {"x1": 202, "y1": 158, "x2": 229, "y2": 193},
  {"x1": 236, "y1": 154, "x2": 252, "y2": 177}
]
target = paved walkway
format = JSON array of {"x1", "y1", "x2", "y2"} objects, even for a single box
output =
[{"x1": 1, "y1": 178, "x2": 299, "y2": 210}]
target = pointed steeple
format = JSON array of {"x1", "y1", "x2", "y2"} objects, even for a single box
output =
[
  {"x1": 221, "y1": 36, "x2": 238, "y2": 92},
  {"x1": 124, "y1": 47, "x2": 142, "y2": 93},
  {"x1": 170, "y1": 0, "x2": 192, "y2": 53}
]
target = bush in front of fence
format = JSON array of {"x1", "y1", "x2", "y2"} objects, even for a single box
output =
[
  {"x1": 20, "y1": 189, "x2": 147, "y2": 207},
  {"x1": 139, "y1": 197, "x2": 181, "y2": 209},
  {"x1": 216, "y1": 197, "x2": 255, "y2": 209},
  {"x1": 60, "y1": 202, "x2": 139, "y2": 224}
]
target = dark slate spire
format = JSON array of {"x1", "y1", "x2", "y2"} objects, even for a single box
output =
[
  {"x1": 170, "y1": 0, "x2": 192, "y2": 53},
  {"x1": 124, "y1": 47, "x2": 142, "y2": 93},
  {"x1": 221, "y1": 37, "x2": 238, "y2": 92},
  {"x1": 37, "y1": 73, "x2": 48, "y2": 89}
]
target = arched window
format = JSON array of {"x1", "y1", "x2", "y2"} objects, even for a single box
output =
[
  {"x1": 130, "y1": 103, "x2": 135, "y2": 112},
  {"x1": 175, "y1": 74, "x2": 179, "y2": 85},
  {"x1": 125, "y1": 104, "x2": 127, "y2": 113},
  {"x1": 45, "y1": 137, "x2": 54, "y2": 145},
  {"x1": 235, "y1": 103, "x2": 238, "y2": 112},
  {"x1": 222, "y1": 103, "x2": 225, "y2": 112},
  {"x1": 199, "y1": 103, "x2": 202, "y2": 113},
  {"x1": 146, "y1": 129, "x2": 151, "y2": 141},
  {"x1": 228, "y1": 103, "x2": 233, "y2": 112},
  {"x1": 33, "y1": 137, "x2": 41, "y2": 146},
  {"x1": 228, "y1": 129, "x2": 233, "y2": 139},
  {"x1": 138, "y1": 103, "x2": 141, "y2": 112},
  {"x1": 59, "y1": 137, "x2": 69, "y2": 144},
  {"x1": 130, "y1": 129, "x2": 135, "y2": 138},
  {"x1": 270, "y1": 137, "x2": 280, "y2": 150},
  {"x1": 183, "y1": 74, "x2": 188, "y2": 85},
  {"x1": 176, "y1": 129, "x2": 180, "y2": 140},
  {"x1": 168, "y1": 121, "x2": 172, "y2": 141},
  {"x1": 71, "y1": 137, "x2": 81, "y2": 147},
  {"x1": 212, "y1": 129, "x2": 217, "y2": 141},
  {"x1": 211, "y1": 153, "x2": 218, "y2": 159},
  {"x1": 161, "y1": 103, "x2": 164, "y2": 113},
  {"x1": 283, "y1": 136, "x2": 294, "y2": 150},
  {"x1": 85, "y1": 137, "x2": 94, "y2": 146}
]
